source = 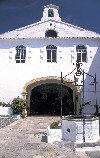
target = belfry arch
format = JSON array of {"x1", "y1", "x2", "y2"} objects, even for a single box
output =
[{"x1": 22, "y1": 77, "x2": 81, "y2": 115}]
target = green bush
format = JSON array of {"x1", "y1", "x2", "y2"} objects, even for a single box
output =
[
  {"x1": 50, "y1": 121, "x2": 59, "y2": 129},
  {"x1": 11, "y1": 97, "x2": 26, "y2": 115},
  {"x1": 21, "y1": 112, "x2": 26, "y2": 118}
]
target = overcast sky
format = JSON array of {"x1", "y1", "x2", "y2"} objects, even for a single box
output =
[{"x1": 0, "y1": 0, "x2": 100, "y2": 34}]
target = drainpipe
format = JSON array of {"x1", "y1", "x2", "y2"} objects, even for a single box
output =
[
  {"x1": 61, "y1": 72, "x2": 63, "y2": 119},
  {"x1": 83, "y1": 118, "x2": 85, "y2": 142}
]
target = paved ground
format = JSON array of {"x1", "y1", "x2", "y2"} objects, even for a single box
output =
[
  {"x1": 0, "y1": 116, "x2": 100, "y2": 158},
  {"x1": 0, "y1": 116, "x2": 16, "y2": 129}
]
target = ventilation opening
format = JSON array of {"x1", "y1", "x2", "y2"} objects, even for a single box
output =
[{"x1": 45, "y1": 30, "x2": 57, "y2": 38}]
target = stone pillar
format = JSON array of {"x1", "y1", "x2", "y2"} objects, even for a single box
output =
[{"x1": 21, "y1": 92, "x2": 28, "y2": 116}]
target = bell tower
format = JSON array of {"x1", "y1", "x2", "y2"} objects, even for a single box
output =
[{"x1": 41, "y1": 4, "x2": 61, "y2": 21}]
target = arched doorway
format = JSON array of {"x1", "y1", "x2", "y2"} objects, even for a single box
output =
[
  {"x1": 30, "y1": 83, "x2": 74, "y2": 115},
  {"x1": 22, "y1": 77, "x2": 81, "y2": 115}
]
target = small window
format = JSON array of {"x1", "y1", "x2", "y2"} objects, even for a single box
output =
[
  {"x1": 76, "y1": 45, "x2": 87, "y2": 62},
  {"x1": 46, "y1": 45, "x2": 57, "y2": 63},
  {"x1": 48, "y1": 9, "x2": 54, "y2": 17},
  {"x1": 15, "y1": 45, "x2": 26, "y2": 63},
  {"x1": 45, "y1": 30, "x2": 57, "y2": 38}
]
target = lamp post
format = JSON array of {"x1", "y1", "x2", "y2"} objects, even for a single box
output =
[
  {"x1": 75, "y1": 61, "x2": 98, "y2": 115},
  {"x1": 61, "y1": 60, "x2": 98, "y2": 118}
]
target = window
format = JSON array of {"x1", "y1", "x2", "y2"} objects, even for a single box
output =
[
  {"x1": 46, "y1": 45, "x2": 57, "y2": 62},
  {"x1": 45, "y1": 30, "x2": 57, "y2": 38},
  {"x1": 48, "y1": 9, "x2": 54, "y2": 17},
  {"x1": 76, "y1": 45, "x2": 87, "y2": 62},
  {"x1": 15, "y1": 45, "x2": 26, "y2": 63}
]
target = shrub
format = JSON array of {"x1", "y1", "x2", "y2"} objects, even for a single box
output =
[
  {"x1": 21, "y1": 112, "x2": 26, "y2": 118},
  {"x1": 11, "y1": 97, "x2": 26, "y2": 115},
  {"x1": 50, "y1": 121, "x2": 59, "y2": 129}
]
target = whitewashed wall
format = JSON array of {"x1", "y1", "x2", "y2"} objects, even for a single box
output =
[
  {"x1": 0, "y1": 38, "x2": 100, "y2": 114},
  {"x1": 0, "y1": 107, "x2": 13, "y2": 115}
]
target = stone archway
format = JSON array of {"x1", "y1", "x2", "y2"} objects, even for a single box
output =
[{"x1": 22, "y1": 76, "x2": 81, "y2": 115}]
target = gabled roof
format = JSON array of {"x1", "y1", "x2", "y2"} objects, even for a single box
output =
[{"x1": 0, "y1": 16, "x2": 100, "y2": 40}]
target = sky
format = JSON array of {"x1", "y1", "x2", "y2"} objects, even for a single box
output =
[{"x1": 0, "y1": 0, "x2": 100, "y2": 34}]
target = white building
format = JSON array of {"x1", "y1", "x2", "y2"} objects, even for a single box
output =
[{"x1": 0, "y1": 4, "x2": 100, "y2": 115}]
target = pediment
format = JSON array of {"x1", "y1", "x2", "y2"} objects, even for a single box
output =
[{"x1": 0, "y1": 19, "x2": 100, "y2": 39}]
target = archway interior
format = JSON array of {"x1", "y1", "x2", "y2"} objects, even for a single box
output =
[{"x1": 30, "y1": 83, "x2": 74, "y2": 115}]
